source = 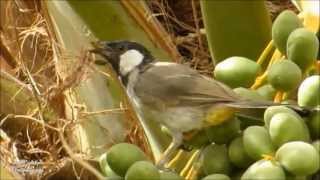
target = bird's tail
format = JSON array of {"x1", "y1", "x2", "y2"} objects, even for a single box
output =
[{"x1": 225, "y1": 99, "x2": 313, "y2": 117}]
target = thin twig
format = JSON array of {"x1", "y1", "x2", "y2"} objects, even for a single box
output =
[
  {"x1": 191, "y1": 0, "x2": 203, "y2": 52},
  {"x1": 80, "y1": 108, "x2": 127, "y2": 117},
  {"x1": 11, "y1": 115, "x2": 59, "y2": 131}
]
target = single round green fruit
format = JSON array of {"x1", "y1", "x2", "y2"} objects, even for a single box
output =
[
  {"x1": 298, "y1": 75, "x2": 320, "y2": 107},
  {"x1": 272, "y1": 10, "x2": 302, "y2": 54},
  {"x1": 276, "y1": 141, "x2": 320, "y2": 176},
  {"x1": 243, "y1": 126, "x2": 275, "y2": 160},
  {"x1": 160, "y1": 171, "x2": 183, "y2": 180},
  {"x1": 125, "y1": 161, "x2": 159, "y2": 180},
  {"x1": 233, "y1": 87, "x2": 265, "y2": 101},
  {"x1": 202, "y1": 144, "x2": 232, "y2": 175},
  {"x1": 264, "y1": 106, "x2": 300, "y2": 129},
  {"x1": 214, "y1": 56, "x2": 260, "y2": 88},
  {"x1": 256, "y1": 84, "x2": 276, "y2": 100},
  {"x1": 267, "y1": 60, "x2": 302, "y2": 91},
  {"x1": 269, "y1": 113, "x2": 310, "y2": 147},
  {"x1": 287, "y1": 28, "x2": 319, "y2": 71},
  {"x1": 99, "y1": 153, "x2": 121, "y2": 178},
  {"x1": 107, "y1": 143, "x2": 147, "y2": 176},
  {"x1": 241, "y1": 160, "x2": 285, "y2": 180},
  {"x1": 202, "y1": 174, "x2": 230, "y2": 180},
  {"x1": 206, "y1": 117, "x2": 240, "y2": 144},
  {"x1": 228, "y1": 136, "x2": 254, "y2": 168}
]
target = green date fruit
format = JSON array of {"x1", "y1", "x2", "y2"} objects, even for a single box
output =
[
  {"x1": 269, "y1": 112, "x2": 310, "y2": 147},
  {"x1": 202, "y1": 144, "x2": 232, "y2": 175},
  {"x1": 125, "y1": 161, "x2": 160, "y2": 180},
  {"x1": 107, "y1": 143, "x2": 147, "y2": 176},
  {"x1": 298, "y1": 75, "x2": 320, "y2": 108},
  {"x1": 256, "y1": 84, "x2": 276, "y2": 100},
  {"x1": 241, "y1": 160, "x2": 285, "y2": 180},
  {"x1": 267, "y1": 60, "x2": 302, "y2": 91},
  {"x1": 287, "y1": 28, "x2": 319, "y2": 71},
  {"x1": 264, "y1": 106, "x2": 300, "y2": 128},
  {"x1": 276, "y1": 141, "x2": 320, "y2": 176},
  {"x1": 243, "y1": 126, "x2": 275, "y2": 160},
  {"x1": 214, "y1": 57, "x2": 260, "y2": 88},
  {"x1": 228, "y1": 136, "x2": 254, "y2": 168},
  {"x1": 272, "y1": 10, "x2": 302, "y2": 54}
]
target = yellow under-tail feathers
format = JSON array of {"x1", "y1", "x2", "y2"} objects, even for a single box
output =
[{"x1": 204, "y1": 106, "x2": 236, "y2": 126}]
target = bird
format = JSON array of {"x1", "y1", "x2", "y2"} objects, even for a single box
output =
[{"x1": 90, "y1": 40, "x2": 311, "y2": 168}]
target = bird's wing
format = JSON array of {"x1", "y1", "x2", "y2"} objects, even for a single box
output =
[
  {"x1": 134, "y1": 62, "x2": 312, "y2": 117},
  {"x1": 134, "y1": 62, "x2": 241, "y2": 110}
]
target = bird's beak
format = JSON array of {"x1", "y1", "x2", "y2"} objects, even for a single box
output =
[{"x1": 89, "y1": 41, "x2": 113, "y2": 65}]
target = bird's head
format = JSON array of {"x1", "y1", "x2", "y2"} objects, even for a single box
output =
[{"x1": 90, "y1": 40, "x2": 154, "y2": 77}]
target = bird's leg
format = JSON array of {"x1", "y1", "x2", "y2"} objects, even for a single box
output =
[{"x1": 156, "y1": 133, "x2": 182, "y2": 169}]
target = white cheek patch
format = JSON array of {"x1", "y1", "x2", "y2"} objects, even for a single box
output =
[{"x1": 119, "y1": 49, "x2": 144, "y2": 75}]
